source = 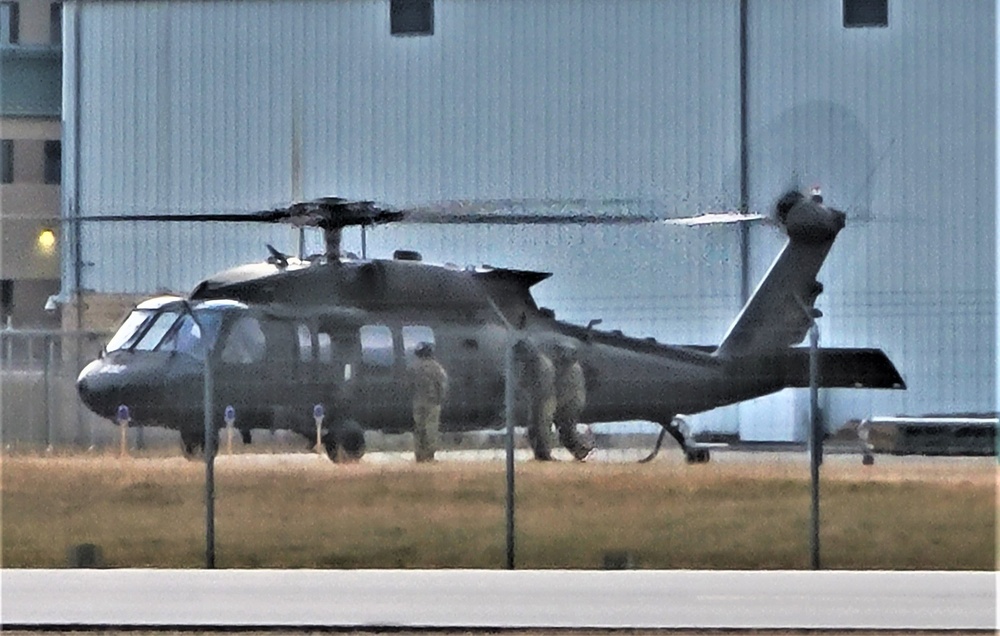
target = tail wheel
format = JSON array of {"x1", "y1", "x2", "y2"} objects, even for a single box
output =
[{"x1": 685, "y1": 448, "x2": 710, "y2": 464}]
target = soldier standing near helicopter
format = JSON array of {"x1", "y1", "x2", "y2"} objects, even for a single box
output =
[
  {"x1": 410, "y1": 342, "x2": 448, "y2": 462},
  {"x1": 512, "y1": 339, "x2": 556, "y2": 461},
  {"x1": 553, "y1": 343, "x2": 593, "y2": 460}
]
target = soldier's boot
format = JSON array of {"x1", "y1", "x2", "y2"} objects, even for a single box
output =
[
  {"x1": 557, "y1": 423, "x2": 594, "y2": 461},
  {"x1": 527, "y1": 425, "x2": 554, "y2": 461},
  {"x1": 413, "y1": 413, "x2": 436, "y2": 463},
  {"x1": 415, "y1": 429, "x2": 436, "y2": 462}
]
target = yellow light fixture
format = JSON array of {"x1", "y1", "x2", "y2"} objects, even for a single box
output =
[{"x1": 37, "y1": 228, "x2": 57, "y2": 253}]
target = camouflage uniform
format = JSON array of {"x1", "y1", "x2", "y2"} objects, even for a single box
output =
[
  {"x1": 553, "y1": 345, "x2": 592, "y2": 460},
  {"x1": 410, "y1": 344, "x2": 448, "y2": 462},
  {"x1": 529, "y1": 351, "x2": 557, "y2": 460},
  {"x1": 511, "y1": 340, "x2": 556, "y2": 461}
]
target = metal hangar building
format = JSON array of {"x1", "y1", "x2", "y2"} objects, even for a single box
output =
[{"x1": 60, "y1": 0, "x2": 996, "y2": 441}]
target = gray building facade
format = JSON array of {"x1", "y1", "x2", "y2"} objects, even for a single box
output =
[{"x1": 62, "y1": 0, "x2": 996, "y2": 440}]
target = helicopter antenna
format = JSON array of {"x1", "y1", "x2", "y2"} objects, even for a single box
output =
[{"x1": 291, "y1": 90, "x2": 305, "y2": 259}]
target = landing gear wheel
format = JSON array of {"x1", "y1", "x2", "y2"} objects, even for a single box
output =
[
  {"x1": 321, "y1": 421, "x2": 366, "y2": 463},
  {"x1": 179, "y1": 428, "x2": 218, "y2": 460},
  {"x1": 180, "y1": 429, "x2": 201, "y2": 460},
  {"x1": 339, "y1": 421, "x2": 366, "y2": 461},
  {"x1": 321, "y1": 432, "x2": 340, "y2": 462}
]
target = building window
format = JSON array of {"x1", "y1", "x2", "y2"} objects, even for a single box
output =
[
  {"x1": 390, "y1": 0, "x2": 433, "y2": 36},
  {"x1": 49, "y1": 2, "x2": 61, "y2": 46},
  {"x1": 1, "y1": 280, "x2": 12, "y2": 326},
  {"x1": 0, "y1": 2, "x2": 18, "y2": 44},
  {"x1": 844, "y1": 0, "x2": 888, "y2": 28},
  {"x1": 44, "y1": 140, "x2": 60, "y2": 184},
  {"x1": 1, "y1": 140, "x2": 12, "y2": 184}
]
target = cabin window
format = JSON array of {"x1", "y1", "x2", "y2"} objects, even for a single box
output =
[
  {"x1": 221, "y1": 316, "x2": 266, "y2": 364},
  {"x1": 401, "y1": 325, "x2": 435, "y2": 363},
  {"x1": 317, "y1": 333, "x2": 333, "y2": 363},
  {"x1": 360, "y1": 325, "x2": 394, "y2": 368},
  {"x1": 296, "y1": 324, "x2": 313, "y2": 362},
  {"x1": 134, "y1": 311, "x2": 180, "y2": 351}
]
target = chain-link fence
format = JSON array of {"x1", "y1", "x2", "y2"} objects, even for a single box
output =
[{"x1": 0, "y1": 329, "x2": 124, "y2": 451}]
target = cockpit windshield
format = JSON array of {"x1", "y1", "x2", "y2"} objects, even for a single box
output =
[
  {"x1": 134, "y1": 311, "x2": 182, "y2": 351},
  {"x1": 105, "y1": 304, "x2": 226, "y2": 359},
  {"x1": 105, "y1": 309, "x2": 154, "y2": 352}
]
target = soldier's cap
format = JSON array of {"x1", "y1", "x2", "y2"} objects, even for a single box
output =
[{"x1": 415, "y1": 342, "x2": 434, "y2": 357}]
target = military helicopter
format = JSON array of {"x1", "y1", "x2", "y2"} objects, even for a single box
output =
[{"x1": 76, "y1": 190, "x2": 905, "y2": 462}]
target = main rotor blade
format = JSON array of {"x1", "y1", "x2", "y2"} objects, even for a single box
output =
[
  {"x1": 666, "y1": 211, "x2": 768, "y2": 226},
  {"x1": 73, "y1": 211, "x2": 288, "y2": 223},
  {"x1": 72, "y1": 198, "x2": 767, "y2": 228},
  {"x1": 395, "y1": 199, "x2": 766, "y2": 226}
]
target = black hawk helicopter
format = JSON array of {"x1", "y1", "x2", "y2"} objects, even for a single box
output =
[{"x1": 76, "y1": 190, "x2": 905, "y2": 462}]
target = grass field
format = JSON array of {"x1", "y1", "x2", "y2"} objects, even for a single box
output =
[{"x1": 1, "y1": 451, "x2": 995, "y2": 569}]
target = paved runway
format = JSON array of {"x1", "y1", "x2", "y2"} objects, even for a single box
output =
[{"x1": 2, "y1": 569, "x2": 996, "y2": 630}]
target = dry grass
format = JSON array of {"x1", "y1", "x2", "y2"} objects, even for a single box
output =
[{"x1": 1, "y1": 452, "x2": 995, "y2": 570}]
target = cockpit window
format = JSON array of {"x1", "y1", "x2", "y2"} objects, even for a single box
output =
[
  {"x1": 134, "y1": 311, "x2": 181, "y2": 351},
  {"x1": 105, "y1": 310, "x2": 154, "y2": 352},
  {"x1": 221, "y1": 315, "x2": 266, "y2": 364},
  {"x1": 158, "y1": 311, "x2": 222, "y2": 359}
]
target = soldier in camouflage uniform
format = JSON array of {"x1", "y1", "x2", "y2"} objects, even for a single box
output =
[
  {"x1": 553, "y1": 343, "x2": 593, "y2": 460},
  {"x1": 410, "y1": 342, "x2": 448, "y2": 462},
  {"x1": 512, "y1": 339, "x2": 556, "y2": 461}
]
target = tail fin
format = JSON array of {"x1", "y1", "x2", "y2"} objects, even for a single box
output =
[{"x1": 716, "y1": 194, "x2": 846, "y2": 358}]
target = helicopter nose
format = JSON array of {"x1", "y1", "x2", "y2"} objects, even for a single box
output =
[{"x1": 77, "y1": 359, "x2": 120, "y2": 419}]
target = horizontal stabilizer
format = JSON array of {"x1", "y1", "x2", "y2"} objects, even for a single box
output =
[{"x1": 734, "y1": 348, "x2": 906, "y2": 389}]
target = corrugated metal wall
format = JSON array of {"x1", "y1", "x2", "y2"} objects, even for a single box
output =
[
  {"x1": 743, "y1": 0, "x2": 996, "y2": 429},
  {"x1": 66, "y1": 0, "x2": 996, "y2": 436}
]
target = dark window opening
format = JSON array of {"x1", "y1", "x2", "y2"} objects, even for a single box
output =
[
  {"x1": 49, "y1": 2, "x2": 61, "y2": 46},
  {"x1": 44, "y1": 140, "x2": 60, "y2": 184},
  {"x1": 391, "y1": 0, "x2": 433, "y2": 36},
  {"x1": 296, "y1": 324, "x2": 313, "y2": 362},
  {"x1": 1, "y1": 280, "x2": 13, "y2": 325},
  {"x1": 1, "y1": 2, "x2": 18, "y2": 44},
  {"x1": 360, "y1": 324, "x2": 394, "y2": 368},
  {"x1": 1, "y1": 140, "x2": 12, "y2": 183},
  {"x1": 844, "y1": 0, "x2": 888, "y2": 28}
]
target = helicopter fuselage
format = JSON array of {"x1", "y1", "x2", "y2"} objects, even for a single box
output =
[
  {"x1": 77, "y1": 198, "x2": 907, "y2": 454},
  {"x1": 76, "y1": 290, "x2": 767, "y2": 439}
]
